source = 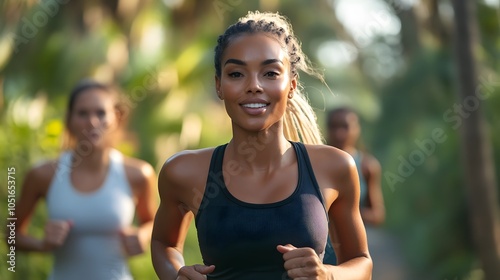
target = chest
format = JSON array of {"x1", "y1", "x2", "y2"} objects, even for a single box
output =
[
  {"x1": 46, "y1": 175, "x2": 135, "y2": 234},
  {"x1": 70, "y1": 167, "x2": 109, "y2": 193},
  {"x1": 196, "y1": 191, "x2": 329, "y2": 266},
  {"x1": 223, "y1": 165, "x2": 299, "y2": 205}
]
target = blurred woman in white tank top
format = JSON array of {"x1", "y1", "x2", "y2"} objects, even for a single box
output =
[{"x1": 14, "y1": 79, "x2": 157, "y2": 280}]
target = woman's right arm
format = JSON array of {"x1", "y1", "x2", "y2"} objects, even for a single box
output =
[
  {"x1": 150, "y1": 169, "x2": 192, "y2": 279},
  {"x1": 13, "y1": 162, "x2": 70, "y2": 252},
  {"x1": 152, "y1": 151, "x2": 216, "y2": 280},
  {"x1": 151, "y1": 152, "x2": 212, "y2": 280}
]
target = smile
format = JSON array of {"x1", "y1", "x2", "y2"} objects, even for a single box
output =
[{"x1": 242, "y1": 103, "x2": 268, "y2": 108}]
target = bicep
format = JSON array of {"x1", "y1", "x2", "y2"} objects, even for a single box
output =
[
  {"x1": 328, "y1": 161, "x2": 369, "y2": 264},
  {"x1": 16, "y1": 167, "x2": 51, "y2": 233},
  {"x1": 365, "y1": 158, "x2": 385, "y2": 210},
  {"x1": 151, "y1": 168, "x2": 194, "y2": 276},
  {"x1": 135, "y1": 164, "x2": 158, "y2": 225},
  {"x1": 151, "y1": 166, "x2": 193, "y2": 251}
]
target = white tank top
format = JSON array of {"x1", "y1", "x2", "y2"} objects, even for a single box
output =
[{"x1": 46, "y1": 149, "x2": 135, "y2": 280}]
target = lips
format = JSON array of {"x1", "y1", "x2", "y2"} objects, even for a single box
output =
[
  {"x1": 83, "y1": 128, "x2": 102, "y2": 143},
  {"x1": 242, "y1": 103, "x2": 268, "y2": 108},
  {"x1": 240, "y1": 100, "x2": 270, "y2": 115}
]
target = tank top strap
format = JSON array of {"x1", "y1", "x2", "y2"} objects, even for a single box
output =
[
  {"x1": 352, "y1": 151, "x2": 362, "y2": 165},
  {"x1": 108, "y1": 149, "x2": 125, "y2": 175},
  {"x1": 352, "y1": 150, "x2": 368, "y2": 206},
  {"x1": 195, "y1": 144, "x2": 228, "y2": 220},
  {"x1": 53, "y1": 149, "x2": 125, "y2": 186},
  {"x1": 209, "y1": 144, "x2": 227, "y2": 175},
  {"x1": 290, "y1": 142, "x2": 329, "y2": 218},
  {"x1": 58, "y1": 150, "x2": 72, "y2": 168},
  {"x1": 50, "y1": 150, "x2": 72, "y2": 188},
  {"x1": 206, "y1": 144, "x2": 227, "y2": 194},
  {"x1": 107, "y1": 149, "x2": 132, "y2": 196}
]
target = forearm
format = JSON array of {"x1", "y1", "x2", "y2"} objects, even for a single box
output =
[
  {"x1": 13, "y1": 233, "x2": 49, "y2": 252},
  {"x1": 328, "y1": 255, "x2": 372, "y2": 280},
  {"x1": 360, "y1": 208, "x2": 384, "y2": 226},
  {"x1": 137, "y1": 220, "x2": 154, "y2": 246},
  {"x1": 151, "y1": 239, "x2": 185, "y2": 280}
]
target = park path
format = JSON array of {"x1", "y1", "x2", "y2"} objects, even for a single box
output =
[{"x1": 367, "y1": 226, "x2": 411, "y2": 280}]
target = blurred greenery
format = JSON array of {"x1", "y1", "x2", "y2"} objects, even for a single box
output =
[{"x1": 1, "y1": 0, "x2": 499, "y2": 279}]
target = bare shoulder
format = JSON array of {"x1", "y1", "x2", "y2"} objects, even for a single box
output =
[
  {"x1": 122, "y1": 155, "x2": 156, "y2": 187},
  {"x1": 361, "y1": 152, "x2": 381, "y2": 174},
  {"x1": 303, "y1": 144, "x2": 356, "y2": 176},
  {"x1": 23, "y1": 159, "x2": 59, "y2": 197},
  {"x1": 29, "y1": 159, "x2": 59, "y2": 178},
  {"x1": 157, "y1": 148, "x2": 214, "y2": 211},
  {"x1": 302, "y1": 143, "x2": 359, "y2": 206},
  {"x1": 160, "y1": 147, "x2": 215, "y2": 187}
]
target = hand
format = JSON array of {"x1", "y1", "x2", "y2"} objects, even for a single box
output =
[
  {"x1": 120, "y1": 227, "x2": 145, "y2": 256},
  {"x1": 277, "y1": 244, "x2": 330, "y2": 280},
  {"x1": 176, "y1": 264, "x2": 215, "y2": 280},
  {"x1": 42, "y1": 220, "x2": 72, "y2": 251}
]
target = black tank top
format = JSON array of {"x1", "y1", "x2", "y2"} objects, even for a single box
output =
[{"x1": 195, "y1": 142, "x2": 328, "y2": 280}]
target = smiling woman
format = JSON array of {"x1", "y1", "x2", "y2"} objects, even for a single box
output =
[
  {"x1": 151, "y1": 11, "x2": 372, "y2": 280},
  {"x1": 216, "y1": 33, "x2": 293, "y2": 134},
  {"x1": 213, "y1": 11, "x2": 325, "y2": 145}
]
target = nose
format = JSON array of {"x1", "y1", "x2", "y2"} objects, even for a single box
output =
[
  {"x1": 88, "y1": 113, "x2": 100, "y2": 128},
  {"x1": 335, "y1": 128, "x2": 347, "y2": 140},
  {"x1": 328, "y1": 127, "x2": 347, "y2": 144},
  {"x1": 246, "y1": 74, "x2": 263, "y2": 93}
]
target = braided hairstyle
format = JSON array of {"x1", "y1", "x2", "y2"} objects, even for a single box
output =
[{"x1": 214, "y1": 11, "x2": 325, "y2": 145}]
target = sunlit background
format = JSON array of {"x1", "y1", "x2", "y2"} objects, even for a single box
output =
[{"x1": 1, "y1": 0, "x2": 499, "y2": 279}]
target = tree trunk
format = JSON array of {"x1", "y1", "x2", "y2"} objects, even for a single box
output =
[
  {"x1": 451, "y1": 0, "x2": 500, "y2": 279},
  {"x1": 396, "y1": 6, "x2": 421, "y2": 58}
]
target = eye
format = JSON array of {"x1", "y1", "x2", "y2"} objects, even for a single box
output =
[
  {"x1": 264, "y1": 71, "x2": 280, "y2": 78},
  {"x1": 76, "y1": 110, "x2": 88, "y2": 117},
  {"x1": 96, "y1": 110, "x2": 106, "y2": 118},
  {"x1": 228, "y1": 72, "x2": 243, "y2": 78}
]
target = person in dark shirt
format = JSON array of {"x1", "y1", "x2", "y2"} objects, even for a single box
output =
[
  {"x1": 151, "y1": 11, "x2": 372, "y2": 280},
  {"x1": 325, "y1": 107, "x2": 409, "y2": 280},
  {"x1": 323, "y1": 107, "x2": 385, "y2": 266}
]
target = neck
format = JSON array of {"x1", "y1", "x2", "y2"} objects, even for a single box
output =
[
  {"x1": 227, "y1": 124, "x2": 293, "y2": 173},
  {"x1": 343, "y1": 146, "x2": 358, "y2": 156},
  {"x1": 71, "y1": 146, "x2": 111, "y2": 171}
]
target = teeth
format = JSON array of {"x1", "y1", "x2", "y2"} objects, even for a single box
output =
[{"x1": 243, "y1": 103, "x2": 267, "y2": 108}]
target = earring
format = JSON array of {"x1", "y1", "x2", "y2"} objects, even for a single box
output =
[{"x1": 288, "y1": 85, "x2": 295, "y2": 99}]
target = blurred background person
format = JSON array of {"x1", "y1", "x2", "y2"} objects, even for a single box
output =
[
  {"x1": 324, "y1": 106, "x2": 408, "y2": 280},
  {"x1": 326, "y1": 107, "x2": 385, "y2": 226},
  {"x1": 12, "y1": 79, "x2": 157, "y2": 280}
]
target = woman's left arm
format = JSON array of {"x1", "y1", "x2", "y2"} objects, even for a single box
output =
[
  {"x1": 278, "y1": 145, "x2": 372, "y2": 280},
  {"x1": 360, "y1": 154, "x2": 385, "y2": 226},
  {"x1": 122, "y1": 159, "x2": 157, "y2": 256},
  {"x1": 326, "y1": 148, "x2": 372, "y2": 279}
]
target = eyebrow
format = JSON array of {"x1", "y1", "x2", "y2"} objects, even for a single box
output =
[{"x1": 223, "y1": 58, "x2": 284, "y2": 66}]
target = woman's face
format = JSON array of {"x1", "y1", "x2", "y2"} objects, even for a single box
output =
[
  {"x1": 216, "y1": 33, "x2": 296, "y2": 133},
  {"x1": 327, "y1": 111, "x2": 360, "y2": 150},
  {"x1": 67, "y1": 88, "x2": 119, "y2": 149}
]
